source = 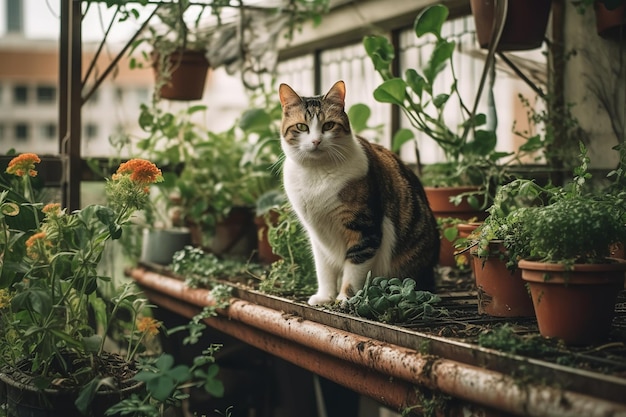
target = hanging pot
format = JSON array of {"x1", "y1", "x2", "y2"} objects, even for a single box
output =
[
  {"x1": 470, "y1": 0, "x2": 552, "y2": 51},
  {"x1": 152, "y1": 49, "x2": 211, "y2": 101},
  {"x1": 519, "y1": 259, "x2": 626, "y2": 345},
  {"x1": 594, "y1": 1, "x2": 626, "y2": 40}
]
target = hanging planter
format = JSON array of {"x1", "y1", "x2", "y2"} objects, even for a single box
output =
[
  {"x1": 594, "y1": 0, "x2": 626, "y2": 39},
  {"x1": 519, "y1": 259, "x2": 626, "y2": 345},
  {"x1": 470, "y1": 0, "x2": 552, "y2": 51},
  {"x1": 152, "y1": 49, "x2": 211, "y2": 101}
]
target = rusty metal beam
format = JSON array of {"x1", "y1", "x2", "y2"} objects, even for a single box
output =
[{"x1": 128, "y1": 268, "x2": 626, "y2": 417}]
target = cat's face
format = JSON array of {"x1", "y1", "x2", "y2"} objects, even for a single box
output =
[{"x1": 279, "y1": 81, "x2": 353, "y2": 166}]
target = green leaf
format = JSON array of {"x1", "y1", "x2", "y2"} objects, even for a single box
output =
[
  {"x1": 405, "y1": 69, "x2": 425, "y2": 98},
  {"x1": 432, "y1": 94, "x2": 450, "y2": 109},
  {"x1": 348, "y1": 103, "x2": 371, "y2": 134},
  {"x1": 391, "y1": 128, "x2": 415, "y2": 152},
  {"x1": 414, "y1": 4, "x2": 449, "y2": 38},
  {"x1": 423, "y1": 40, "x2": 455, "y2": 84},
  {"x1": 238, "y1": 108, "x2": 272, "y2": 133},
  {"x1": 373, "y1": 78, "x2": 407, "y2": 105},
  {"x1": 147, "y1": 376, "x2": 177, "y2": 402},
  {"x1": 363, "y1": 36, "x2": 395, "y2": 72},
  {"x1": 463, "y1": 130, "x2": 497, "y2": 156},
  {"x1": 443, "y1": 226, "x2": 458, "y2": 242}
]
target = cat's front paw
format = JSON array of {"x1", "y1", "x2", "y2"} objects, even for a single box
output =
[{"x1": 307, "y1": 293, "x2": 336, "y2": 306}]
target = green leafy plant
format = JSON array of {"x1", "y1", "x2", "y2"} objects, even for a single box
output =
[
  {"x1": 106, "y1": 347, "x2": 224, "y2": 417},
  {"x1": 0, "y1": 154, "x2": 226, "y2": 416},
  {"x1": 500, "y1": 143, "x2": 626, "y2": 266},
  {"x1": 260, "y1": 203, "x2": 317, "y2": 298},
  {"x1": 363, "y1": 4, "x2": 512, "y2": 202},
  {"x1": 345, "y1": 274, "x2": 447, "y2": 324},
  {"x1": 170, "y1": 246, "x2": 263, "y2": 288}
]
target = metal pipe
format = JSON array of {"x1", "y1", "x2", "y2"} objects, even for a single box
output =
[
  {"x1": 140, "y1": 288, "x2": 431, "y2": 414},
  {"x1": 129, "y1": 268, "x2": 626, "y2": 417}
]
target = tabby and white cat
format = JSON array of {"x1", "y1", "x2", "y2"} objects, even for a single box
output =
[{"x1": 278, "y1": 80, "x2": 439, "y2": 306}]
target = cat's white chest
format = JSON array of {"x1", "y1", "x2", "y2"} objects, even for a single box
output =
[{"x1": 283, "y1": 162, "x2": 345, "y2": 216}]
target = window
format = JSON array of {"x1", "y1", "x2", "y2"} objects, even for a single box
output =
[
  {"x1": 36, "y1": 86, "x2": 56, "y2": 104},
  {"x1": 41, "y1": 123, "x2": 57, "y2": 141},
  {"x1": 84, "y1": 123, "x2": 99, "y2": 141},
  {"x1": 15, "y1": 123, "x2": 29, "y2": 142},
  {"x1": 87, "y1": 89, "x2": 99, "y2": 105},
  {"x1": 13, "y1": 85, "x2": 28, "y2": 105}
]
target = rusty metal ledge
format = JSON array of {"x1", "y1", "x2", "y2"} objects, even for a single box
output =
[{"x1": 128, "y1": 266, "x2": 626, "y2": 417}]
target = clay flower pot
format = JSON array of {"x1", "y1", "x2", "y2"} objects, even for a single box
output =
[
  {"x1": 152, "y1": 49, "x2": 211, "y2": 101},
  {"x1": 472, "y1": 242, "x2": 534, "y2": 317},
  {"x1": 519, "y1": 259, "x2": 626, "y2": 345},
  {"x1": 425, "y1": 186, "x2": 487, "y2": 268}
]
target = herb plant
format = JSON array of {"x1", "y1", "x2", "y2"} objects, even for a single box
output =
[{"x1": 345, "y1": 274, "x2": 447, "y2": 324}]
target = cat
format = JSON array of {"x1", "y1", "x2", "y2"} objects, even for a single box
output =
[{"x1": 278, "y1": 80, "x2": 440, "y2": 306}]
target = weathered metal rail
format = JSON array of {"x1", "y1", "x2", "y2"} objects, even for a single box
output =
[{"x1": 128, "y1": 265, "x2": 626, "y2": 417}]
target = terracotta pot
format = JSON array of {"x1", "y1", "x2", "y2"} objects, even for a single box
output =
[
  {"x1": 470, "y1": 0, "x2": 552, "y2": 51},
  {"x1": 472, "y1": 243, "x2": 534, "y2": 317},
  {"x1": 153, "y1": 49, "x2": 210, "y2": 101},
  {"x1": 425, "y1": 187, "x2": 487, "y2": 268},
  {"x1": 519, "y1": 259, "x2": 626, "y2": 345},
  {"x1": 254, "y1": 210, "x2": 282, "y2": 264}
]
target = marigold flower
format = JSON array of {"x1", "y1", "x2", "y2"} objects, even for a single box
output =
[
  {"x1": 6, "y1": 153, "x2": 41, "y2": 177},
  {"x1": 42, "y1": 203, "x2": 62, "y2": 217},
  {"x1": 25, "y1": 231, "x2": 48, "y2": 259},
  {"x1": 115, "y1": 159, "x2": 163, "y2": 186},
  {"x1": 136, "y1": 316, "x2": 161, "y2": 336}
]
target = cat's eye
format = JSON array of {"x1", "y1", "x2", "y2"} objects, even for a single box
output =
[
  {"x1": 322, "y1": 122, "x2": 335, "y2": 131},
  {"x1": 295, "y1": 123, "x2": 309, "y2": 132}
]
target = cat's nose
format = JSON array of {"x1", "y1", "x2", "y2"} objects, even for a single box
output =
[{"x1": 312, "y1": 139, "x2": 321, "y2": 148}]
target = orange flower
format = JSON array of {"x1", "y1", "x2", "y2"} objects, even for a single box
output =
[
  {"x1": 42, "y1": 203, "x2": 62, "y2": 216},
  {"x1": 136, "y1": 316, "x2": 161, "y2": 336},
  {"x1": 6, "y1": 153, "x2": 41, "y2": 177},
  {"x1": 25, "y1": 231, "x2": 48, "y2": 259},
  {"x1": 115, "y1": 159, "x2": 163, "y2": 186}
]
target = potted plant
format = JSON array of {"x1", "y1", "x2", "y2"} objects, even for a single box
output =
[
  {"x1": 132, "y1": 104, "x2": 206, "y2": 264},
  {"x1": 0, "y1": 154, "x2": 224, "y2": 416},
  {"x1": 177, "y1": 108, "x2": 281, "y2": 257},
  {"x1": 130, "y1": 1, "x2": 214, "y2": 101},
  {"x1": 364, "y1": 5, "x2": 518, "y2": 265},
  {"x1": 470, "y1": 0, "x2": 553, "y2": 51},
  {"x1": 465, "y1": 178, "x2": 550, "y2": 317},
  {"x1": 504, "y1": 144, "x2": 626, "y2": 345}
]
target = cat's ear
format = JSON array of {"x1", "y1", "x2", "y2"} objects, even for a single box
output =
[
  {"x1": 279, "y1": 84, "x2": 302, "y2": 108},
  {"x1": 324, "y1": 81, "x2": 346, "y2": 107}
]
